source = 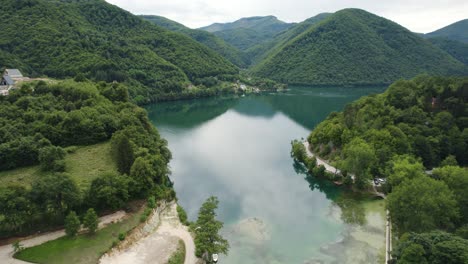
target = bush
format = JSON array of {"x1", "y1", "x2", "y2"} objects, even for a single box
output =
[
  {"x1": 38, "y1": 146, "x2": 66, "y2": 172},
  {"x1": 83, "y1": 208, "x2": 99, "y2": 234},
  {"x1": 147, "y1": 196, "x2": 156, "y2": 209},
  {"x1": 118, "y1": 233, "x2": 126, "y2": 241},
  {"x1": 65, "y1": 211, "x2": 81, "y2": 237},
  {"x1": 177, "y1": 205, "x2": 189, "y2": 226}
]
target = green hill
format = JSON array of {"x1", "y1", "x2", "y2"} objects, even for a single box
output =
[
  {"x1": 428, "y1": 37, "x2": 468, "y2": 65},
  {"x1": 252, "y1": 9, "x2": 467, "y2": 86},
  {"x1": 200, "y1": 16, "x2": 294, "y2": 53},
  {"x1": 140, "y1": 15, "x2": 247, "y2": 67},
  {"x1": 245, "y1": 13, "x2": 331, "y2": 65},
  {"x1": 0, "y1": 0, "x2": 238, "y2": 103},
  {"x1": 425, "y1": 19, "x2": 468, "y2": 43}
]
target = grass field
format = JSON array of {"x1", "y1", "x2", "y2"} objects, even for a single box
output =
[
  {"x1": 0, "y1": 142, "x2": 117, "y2": 189},
  {"x1": 15, "y1": 205, "x2": 142, "y2": 264}
]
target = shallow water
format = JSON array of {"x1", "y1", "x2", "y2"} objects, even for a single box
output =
[{"x1": 146, "y1": 86, "x2": 386, "y2": 263}]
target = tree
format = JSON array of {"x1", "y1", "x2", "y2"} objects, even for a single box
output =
[
  {"x1": 130, "y1": 157, "x2": 156, "y2": 196},
  {"x1": 83, "y1": 208, "x2": 99, "y2": 234},
  {"x1": 30, "y1": 173, "x2": 81, "y2": 216},
  {"x1": 111, "y1": 132, "x2": 135, "y2": 175},
  {"x1": 440, "y1": 155, "x2": 459, "y2": 167},
  {"x1": 194, "y1": 196, "x2": 229, "y2": 259},
  {"x1": 88, "y1": 173, "x2": 131, "y2": 210},
  {"x1": 38, "y1": 146, "x2": 66, "y2": 172},
  {"x1": 433, "y1": 166, "x2": 468, "y2": 223},
  {"x1": 393, "y1": 231, "x2": 468, "y2": 264},
  {"x1": 65, "y1": 211, "x2": 81, "y2": 237},
  {"x1": 387, "y1": 155, "x2": 425, "y2": 188},
  {"x1": 387, "y1": 176, "x2": 459, "y2": 233},
  {"x1": 341, "y1": 138, "x2": 376, "y2": 189},
  {"x1": 399, "y1": 243, "x2": 428, "y2": 264},
  {"x1": 0, "y1": 185, "x2": 34, "y2": 232}
]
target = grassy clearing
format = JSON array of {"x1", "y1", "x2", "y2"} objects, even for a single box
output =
[
  {"x1": 15, "y1": 206, "x2": 142, "y2": 264},
  {"x1": 168, "y1": 239, "x2": 186, "y2": 264},
  {"x1": 0, "y1": 142, "x2": 117, "y2": 189}
]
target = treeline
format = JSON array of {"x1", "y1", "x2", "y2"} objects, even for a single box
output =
[
  {"x1": 304, "y1": 76, "x2": 468, "y2": 263},
  {"x1": 0, "y1": 80, "x2": 174, "y2": 237}
]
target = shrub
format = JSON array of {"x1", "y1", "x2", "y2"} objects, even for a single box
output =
[
  {"x1": 83, "y1": 208, "x2": 99, "y2": 234},
  {"x1": 118, "y1": 233, "x2": 125, "y2": 241},
  {"x1": 65, "y1": 211, "x2": 81, "y2": 237}
]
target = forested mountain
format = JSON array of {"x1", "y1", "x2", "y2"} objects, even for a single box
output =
[
  {"x1": 200, "y1": 16, "x2": 295, "y2": 53},
  {"x1": 252, "y1": 9, "x2": 467, "y2": 86},
  {"x1": 140, "y1": 15, "x2": 247, "y2": 67},
  {"x1": 0, "y1": 0, "x2": 238, "y2": 103},
  {"x1": 425, "y1": 19, "x2": 468, "y2": 43},
  {"x1": 303, "y1": 76, "x2": 468, "y2": 262},
  {"x1": 428, "y1": 38, "x2": 468, "y2": 65},
  {"x1": 245, "y1": 13, "x2": 331, "y2": 65}
]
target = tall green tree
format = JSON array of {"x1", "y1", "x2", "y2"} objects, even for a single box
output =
[
  {"x1": 341, "y1": 138, "x2": 376, "y2": 189},
  {"x1": 433, "y1": 166, "x2": 468, "y2": 223},
  {"x1": 387, "y1": 176, "x2": 459, "y2": 233},
  {"x1": 30, "y1": 173, "x2": 81, "y2": 216},
  {"x1": 111, "y1": 132, "x2": 135, "y2": 175},
  {"x1": 194, "y1": 196, "x2": 229, "y2": 259}
]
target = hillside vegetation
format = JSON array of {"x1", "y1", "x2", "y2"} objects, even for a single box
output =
[
  {"x1": 200, "y1": 16, "x2": 294, "y2": 59},
  {"x1": 141, "y1": 15, "x2": 247, "y2": 67},
  {"x1": 425, "y1": 19, "x2": 468, "y2": 43},
  {"x1": 300, "y1": 76, "x2": 468, "y2": 263},
  {"x1": 0, "y1": 0, "x2": 238, "y2": 104},
  {"x1": 0, "y1": 80, "x2": 174, "y2": 238},
  {"x1": 428, "y1": 37, "x2": 468, "y2": 65},
  {"x1": 252, "y1": 9, "x2": 467, "y2": 85}
]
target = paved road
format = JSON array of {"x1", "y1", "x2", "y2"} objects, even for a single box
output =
[{"x1": 0, "y1": 211, "x2": 126, "y2": 264}]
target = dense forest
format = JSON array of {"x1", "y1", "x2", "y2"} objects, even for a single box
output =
[
  {"x1": 428, "y1": 37, "x2": 468, "y2": 66},
  {"x1": 252, "y1": 9, "x2": 468, "y2": 85},
  {"x1": 297, "y1": 76, "x2": 468, "y2": 263},
  {"x1": 141, "y1": 15, "x2": 248, "y2": 68},
  {"x1": 0, "y1": 0, "x2": 239, "y2": 104},
  {"x1": 424, "y1": 19, "x2": 468, "y2": 43},
  {"x1": 0, "y1": 80, "x2": 174, "y2": 237}
]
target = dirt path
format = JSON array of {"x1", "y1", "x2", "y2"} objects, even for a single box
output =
[
  {"x1": 100, "y1": 202, "x2": 197, "y2": 264},
  {"x1": 0, "y1": 211, "x2": 126, "y2": 264}
]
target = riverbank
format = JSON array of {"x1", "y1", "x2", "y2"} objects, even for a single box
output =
[
  {"x1": 100, "y1": 202, "x2": 198, "y2": 264},
  {"x1": 302, "y1": 141, "x2": 391, "y2": 263}
]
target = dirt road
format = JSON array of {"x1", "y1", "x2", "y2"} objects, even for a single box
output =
[{"x1": 100, "y1": 202, "x2": 197, "y2": 264}]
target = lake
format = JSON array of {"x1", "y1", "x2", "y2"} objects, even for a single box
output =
[{"x1": 146, "y1": 86, "x2": 387, "y2": 264}]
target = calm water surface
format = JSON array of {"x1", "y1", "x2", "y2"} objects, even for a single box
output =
[{"x1": 146, "y1": 87, "x2": 386, "y2": 264}]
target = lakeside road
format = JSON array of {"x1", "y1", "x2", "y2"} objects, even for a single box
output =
[
  {"x1": 303, "y1": 141, "x2": 342, "y2": 175},
  {"x1": 0, "y1": 211, "x2": 126, "y2": 264}
]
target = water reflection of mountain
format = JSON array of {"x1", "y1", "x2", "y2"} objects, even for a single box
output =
[
  {"x1": 146, "y1": 97, "x2": 238, "y2": 129},
  {"x1": 231, "y1": 97, "x2": 276, "y2": 118},
  {"x1": 263, "y1": 87, "x2": 385, "y2": 130}
]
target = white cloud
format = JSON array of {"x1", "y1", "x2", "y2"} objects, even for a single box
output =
[{"x1": 106, "y1": 0, "x2": 468, "y2": 33}]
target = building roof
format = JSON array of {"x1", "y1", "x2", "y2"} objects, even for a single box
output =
[
  {"x1": 2, "y1": 75, "x2": 14, "y2": 85},
  {"x1": 5, "y1": 69, "x2": 23, "y2": 78}
]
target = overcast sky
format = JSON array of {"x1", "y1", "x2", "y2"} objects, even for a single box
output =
[{"x1": 106, "y1": 0, "x2": 467, "y2": 33}]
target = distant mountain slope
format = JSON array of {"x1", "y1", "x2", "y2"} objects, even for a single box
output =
[
  {"x1": 200, "y1": 16, "x2": 293, "y2": 33},
  {"x1": 245, "y1": 13, "x2": 332, "y2": 65},
  {"x1": 428, "y1": 38, "x2": 468, "y2": 65},
  {"x1": 200, "y1": 16, "x2": 295, "y2": 54},
  {"x1": 140, "y1": 15, "x2": 247, "y2": 67},
  {"x1": 252, "y1": 9, "x2": 467, "y2": 86},
  {"x1": 425, "y1": 19, "x2": 468, "y2": 43},
  {"x1": 0, "y1": 0, "x2": 238, "y2": 103}
]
